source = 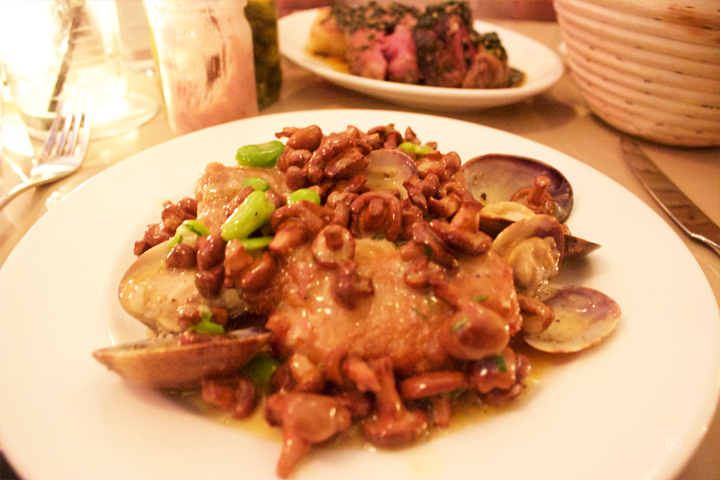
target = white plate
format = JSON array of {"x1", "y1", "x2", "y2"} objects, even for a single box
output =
[
  {"x1": 279, "y1": 9, "x2": 563, "y2": 110},
  {"x1": 1, "y1": 110, "x2": 718, "y2": 480}
]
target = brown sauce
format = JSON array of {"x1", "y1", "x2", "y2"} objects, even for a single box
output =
[
  {"x1": 310, "y1": 52, "x2": 350, "y2": 74},
  {"x1": 165, "y1": 388, "x2": 281, "y2": 440}
]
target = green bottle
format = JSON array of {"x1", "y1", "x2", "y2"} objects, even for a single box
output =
[{"x1": 245, "y1": 0, "x2": 282, "y2": 109}]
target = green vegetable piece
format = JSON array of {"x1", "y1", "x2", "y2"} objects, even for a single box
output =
[
  {"x1": 287, "y1": 188, "x2": 321, "y2": 205},
  {"x1": 399, "y1": 141, "x2": 433, "y2": 157},
  {"x1": 221, "y1": 190, "x2": 276, "y2": 241},
  {"x1": 168, "y1": 233, "x2": 183, "y2": 251},
  {"x1": 190, "y1": 319, "x2": 225, "y2": 335},
  {"x1": 473, "y1": 295, "x2": 490, "y2": 303},
  {"x1": 235, "y1": 140, "x2": 285, "y2": 168},
  {"x1": 450, "y1": 316, "x2": 469, "y2": 333},
  {"x1": 188, "y1": 307, "x2": 225, "y2": 335},
  {"x1": 184, "y1": 219, "x2": 210, "y2": 236},
  {"x1": 199, "y1": 306, "x2": 213, "y2": 323},
  {"x1": 492, "y1": 354, "x2": 507, "y2": 373},
  {"x1": 412, "y1": 307, "x2": 428, "y2": 321},
  {"x1": 239, "y1": 236, "x2": 273, "y2": 250},
  {"x1": 240, "y1": 351, "x2": 281, "y2": 390},
  {"x1": 168, "y1": 219, "x2": 210, "y2": 251},
  {"x1": 242, "y1": 176, "x2": 271, "y2": 191}
]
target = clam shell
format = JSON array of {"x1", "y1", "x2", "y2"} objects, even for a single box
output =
[
  {"x1": 365, "y1": 149, "x2": 418, "y2": 199},
  {"x1": 462, "y1": 154, "x2": 574, "y2": 223},
  {"x1": 92, "y1": 328, "x2": 271, "y2": 388},
  {"x1": 523, "y1": 287, "x2": 621, "y2": 353}
]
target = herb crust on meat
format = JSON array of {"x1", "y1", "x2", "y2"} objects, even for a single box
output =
[{"x1": 307, "y1": 0, "x2": 522, "y2": 88}]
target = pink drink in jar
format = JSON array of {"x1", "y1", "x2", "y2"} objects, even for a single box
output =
[{"x1": 145, "y1": 0, "x2": 259, "y2": 135}]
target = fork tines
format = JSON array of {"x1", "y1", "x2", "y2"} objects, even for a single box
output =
[{"x1": 41, "y1": 88, "x2": 93, "y2": 161}]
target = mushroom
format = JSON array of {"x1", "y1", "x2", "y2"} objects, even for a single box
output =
[
  {"x1": 399, "y1": 371, "x2": 467, "y2": 429},
  {"x1": 467, "y1": 347, "x2": 532, "y2": 405},
  {"x1": 331, "y1": 260, "x2": 374, "y2": 309},
  {"x1": 517, "y1": 294, "x2": 555, "y2": 334},
  {"x1": 429, "y1": 200, "x2": 493, "y2": 256},
  {"x1": 399, "y1": 371, "x2": 467, "y2": 400},
  {"x1": 349, "y1": 191, "x2": 403, "y2": 242},
  {"x1": 265, "y1": 392, "x2": 352, "y2": 479},
  {"x1": 467, "y1": 347, "x2": 519, "y2": 394},
  {"x1": 271, "y1": 353, "x2": 326, "y2": 394},
  {"x1": 201, "y1": 374, "x2": 258, "y2": 419},
  {"x1": 312, "y1": 224, "x2": 355, "y2": 267},
  {"x1": 406, "y1": 220, "x2": 458, "y2": 269},
  {"x1": 361, "y1": 357, "x2": 428, "y2": 448},
  {"x1": 439, "y1": 300, "x2": 511, "y2": 360}
]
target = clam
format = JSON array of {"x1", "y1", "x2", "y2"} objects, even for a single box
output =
[
  {"x1": 491, "y1": 214, "x2": 565, "y2": 296},
  {"x1": 478, "y1": 202, "x2": 536, "y2": 238},
  {"x1": 523, "y1": 287, "x2": 621, "y2": 353},
  {"x1": 364, "y1": 149, "x2": 418, "y2": 199},
  {"x1": 461, "y1": 154, "x2": 573, "y2": 223},
  {"x1": 459, "y1": 153, "x2": 599, "y2": 261},
  {"x1": 563, "y1": 234, "x2": 601, "y2": 261},
  {"x1": 118, "y1": 241, "x2": 247, "y2": 334},
  {"x1": 480, "y1": 211, "x2": 600, "y2": 262},
  {"x1": 92, "y1": 327, "x2": 272, "y2": 388}
]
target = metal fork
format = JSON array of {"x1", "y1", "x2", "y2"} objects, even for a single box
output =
[{"x1": 0, "y1": 88, "x2": 93, "y2": 211}]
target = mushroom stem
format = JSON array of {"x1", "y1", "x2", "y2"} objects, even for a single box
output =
[
  {"x1": 528, "y1": 176, "x2": 551, "y2": 206},
  {"x1": 361, "y1": 357, "x2": 428, "y2": 448}
]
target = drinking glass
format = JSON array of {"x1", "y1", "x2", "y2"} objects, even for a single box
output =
[
  {"x1": 144, "y1": 0, "x2": 258, "y2": 135},
  {"x1": 0, "y1": 0, "x2": 158, "y2": 140}
]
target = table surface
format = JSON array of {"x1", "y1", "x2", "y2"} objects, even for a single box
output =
[{"x1": 1, "y1": 15, "x2": 718, "y2": 480}]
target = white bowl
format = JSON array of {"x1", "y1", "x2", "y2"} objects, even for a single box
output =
[{"x1": 554, "y1": 0, "x2": 720, "y2": 147}]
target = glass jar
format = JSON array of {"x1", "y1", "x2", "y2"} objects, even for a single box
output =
[{"x1": 144, "y1": 0, "x2": 258, "y2": 135}]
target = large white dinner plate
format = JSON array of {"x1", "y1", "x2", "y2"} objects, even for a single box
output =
[
  {"x1": 1, "y1": 110, "x2": 718, "y2": 480},
  {"x1": 279, "y1": 9, "x2": 563, "y2": 110}
]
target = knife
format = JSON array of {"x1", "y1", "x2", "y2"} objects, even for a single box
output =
[{"x1": 621, "y1": 137, "x2": 720, "y2": 257}]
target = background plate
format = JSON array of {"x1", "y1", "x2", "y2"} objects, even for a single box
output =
[
  {"x1": 1, "y1": 110, "x2": 718, "y2": 480},
  {"x1": 279, "y1": 9, "x2": 563, "y2": 110}
]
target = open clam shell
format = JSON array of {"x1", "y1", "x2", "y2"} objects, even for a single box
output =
[
  {"x1": 365, "y1": 149, "x2": 419, "y2": 199},
  {"x1": 118, "y1": 242, "x2": 196, "y2": 333},
  {"x1": 479, "y1": 210, "x2": 600, "y2": 261},
  {"x1": 462, "y1": 154, "x2": 574, "y2": 223},
  {"x1": 118, "y1": 241, "x2": 248, "y2": 334},
  {"x1": 92, "y1": 327, "x2": 272, "y2": 388},
  {"x1": 523, "y1": 287, "x2": 621, "y2": 353},
  {"x1": 491, "y1": 214, "x2": 565, "y2": 296}
]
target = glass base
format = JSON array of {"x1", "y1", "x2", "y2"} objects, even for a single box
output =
[{"x1": 23, "y1": 91, "x2": 159, "y2": 141}]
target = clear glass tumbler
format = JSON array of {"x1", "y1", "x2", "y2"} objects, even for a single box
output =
[{"x1": 0, "y1": 0, "x2": 158, "y2": 140}]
